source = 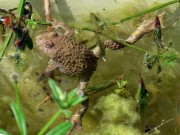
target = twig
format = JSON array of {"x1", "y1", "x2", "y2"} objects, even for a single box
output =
[
  {"x1": 44, "y1": 0, "x2": 51, "y2": 32},
  {"x1": 68, "y1": 97, "x2": 89, "y2": 134},
  {"x1": 68, "y1": 76, "x2": 91, "y2": 134},
  {"x1": 36, "y1": 94, "x2": 51, "y2": 108},
  {"x1": 146, "y1": 118, "x2": 175, "y2": 134}
]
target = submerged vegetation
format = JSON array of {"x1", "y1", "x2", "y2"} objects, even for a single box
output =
[
  {"x1": 87, "y1": 94, "x2": 140, "y2": 135},
  {"x1": 0, "y1": 78, "x2": 86, "y2": 135},
  {"x1": 0, "y1": 0, "x2": 180, "y2": 134}
]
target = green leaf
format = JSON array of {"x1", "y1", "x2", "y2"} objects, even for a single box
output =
[
  {"x1": 48, "y1": 79, "x2": 62, "y2": 97},
  {"x1": 48, "y1": 78, "x2": 87, "y2": 108},
  {"x1": 10, "y1": 102, "x2": 26, "y2": 135},
  {"x1": 0, "y1": 129, "x2": 10, "y2": 135},
  {"x1": 48, "y1": 79, "x2": 69, "y2": 108},
  {"x1": 69, "y1": 96, "x2": 87, "y2": 107},
  {"x1": 25, "y1": 18, "x2": 37, "y2": 29},
  {"x1": 48, "y1": 79, "x2": 63, "y2": 100},
  {"x1": 37, "y1": 109, "x2": 62, "y2": 135},
  {"x1": 62, "y1": 110, "x2": 72, "y2": 117},
  {"x1": 46, "y1": 122, "x2": 72, "y2": 135},
  {"x1": 67, "y1": 89, "x2": 76, "y2": 101},
  {"x1": 114, "y1": 89, "x2": 123, "y2": 94},
  {"x1": 32, "y1": 25, "x2": 36, "y2": 29},
  {"x1": 117, "y1": 80, "x2": 127, "y2": 89}
]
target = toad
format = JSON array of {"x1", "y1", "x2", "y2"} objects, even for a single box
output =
[{"x1": 36, "y1": 20, "x2": 100, "y2": 95}]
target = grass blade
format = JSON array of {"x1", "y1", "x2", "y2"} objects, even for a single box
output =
[
  {"x1": 10, "y1": 102, "x2": 26, "y2": 135},
  {"x1": 18, "y1": 0, "x2": 26, "y2": 17},
  {"x1": 10, "y1": 78, "x2": 26, "y2": 135},
  {"x1": 0, "y1": 129, "x2": 10, "y2": 135},
  {"x1": 0, "y1": 30, "x2": 13, "y2": 61},
  {"x1": 48, "y1": 79, "x2": 61, "y2": 99},
  {"x1": 67, "y1": 89, "x2": 76, "y2": 101},
  {"x1": 120, "y1": 0, "x2": 179, "y2": 22},
  {"x1": 38, "y1": 109, "x2": 62, "y2": 135},
  {"x1": 69, "y1": 96, "x2": 87, "y2": 107},
  {"x1": 87, "y1": 80, "x2": 116, "y2": 96},
  {"x1": 46, "y1": 122, "x2": 72, "y2": 135},
  {"x1": 48, "y1": 79, "x2": 65, "y2": 107}
]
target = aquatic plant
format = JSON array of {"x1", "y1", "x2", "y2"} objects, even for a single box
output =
[
  {"x1": 136, "y1": 78, "x2": 149, "y2": 114},
  {"x1": 0, "y1": 0, "x2": 33, "y2": 61},
  {"x1": 1, "y1": 0, "x2": 179, "y2": 64},
  {"x1": 0, "y1": 0, "x2": 180, "y2": 134},
  {"x1": 0, "y1": 74, "x2": 27, "y2": 135},
  {"x1": 38, "y1": 79, "x2": 87, "y2": 135},
  {"x1": 87, "y1": 64, "x2": 133, "y2": 95},
  {"x1": 0, "y1": 78, "x2": 87, "y2": 135},
  {"x1": 119, "y1": 0, "x2": 180, "y2": 23},
  {"x1": 76, "y1": 94, "x2": 140, "y2": 135},
  {"x1": 143, "y1": 13, "x2": 180, "y2": 82}
]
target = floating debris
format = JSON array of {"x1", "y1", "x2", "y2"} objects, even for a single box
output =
[{"x1": 126, "y1": 13, "x2": 165, "y2": 44}]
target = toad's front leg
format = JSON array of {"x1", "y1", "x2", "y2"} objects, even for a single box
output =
[{"x1": 36, "y1": 59, "x2": 59, "y2": 83}]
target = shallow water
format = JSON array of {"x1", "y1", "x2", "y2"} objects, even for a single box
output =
[{"x1": 0, "y1": 0, "x2": 180, "y2": 135}]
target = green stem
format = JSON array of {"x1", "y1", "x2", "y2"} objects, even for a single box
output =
[
  {"x1": 99, "y1": 31, "x2": 155, "y2": 55},
  {"x1": 18, "y1": 0, "x2": 26, "y2": 18},
  {"x1": 0, "y1": 30, "x2": 13, "y2": 61},
  {"x1": 37, "y1": 21, "x2": 156, "y2": 56},
  {"x1": 14, "y1": 80, "x2": 20, "y2": 108},
  {"x1": 36, "y1": 21, "x2": 51, "y2": 26},
  {"x1": 111, "y1": 0, "x2": 179, "y2": 24},
  {"x1": 37, "y1": 109, "x2": 62, "y2": 135},
  {"x1": 76, "y1": 26, "x2": 156, "y2": 56},
  {"x1": 72, "y1": 25, "x2": 156, "y2": 55}
]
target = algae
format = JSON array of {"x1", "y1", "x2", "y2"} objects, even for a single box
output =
[{"x1": 76, "y1": 94, "x2": 140, "y2": 135}]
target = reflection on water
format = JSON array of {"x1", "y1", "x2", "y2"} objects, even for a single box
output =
[{"x1": 0, "y1": 0, "x2": 180, "y2": 134}]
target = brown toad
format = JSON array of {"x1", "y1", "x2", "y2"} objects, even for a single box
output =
[{"x1": 36, "y1": 20, "x2": 98, "y2": 84}]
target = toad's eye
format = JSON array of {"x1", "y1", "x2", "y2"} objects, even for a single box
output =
[
  {"x1": 45, "y1": 40, "x2": 54, "y2": 48},
  {"x1": 49, "y1": 32, "x2": 58, "y2": 38}
]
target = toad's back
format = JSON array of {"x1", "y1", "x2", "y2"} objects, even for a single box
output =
[{"x1": 36, "y1": 32, "x2": 97, "y2": 76}]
